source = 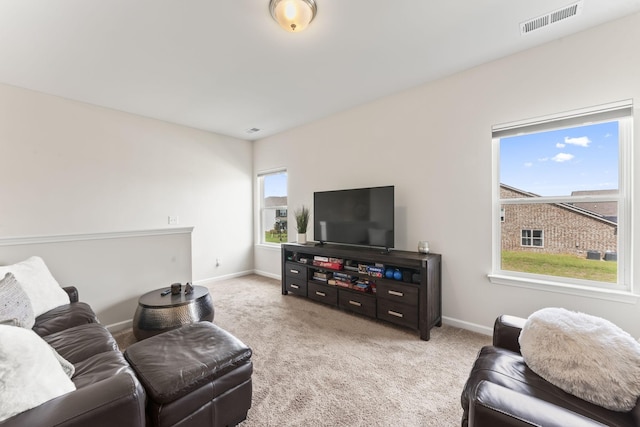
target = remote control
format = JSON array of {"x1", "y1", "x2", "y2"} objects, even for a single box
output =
[{"x1": 160, "y1": 289, "x2": 171, "y2": 296}]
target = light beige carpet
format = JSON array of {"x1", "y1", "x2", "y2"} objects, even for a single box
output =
[{"x1": 114, "y1": 274, "x2": 490, "y2": 426}]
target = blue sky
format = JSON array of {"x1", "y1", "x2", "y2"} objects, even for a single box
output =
[
  {"x1": 264, "y1": 172, "x2": 288, "y2": 197},
  {"x1": 500, "y1": 121, "x2": 619, "y2": 196}
]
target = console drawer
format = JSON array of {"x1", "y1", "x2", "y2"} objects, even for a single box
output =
[
  {"x1": 308, "y1": 282, "x2": 338, "y2": 306},
  {"x1": 377, "y1": 299, "x2": 418, "y2": 329},
  {"x1": 338, "y1": 290, "x2": 376, "y2": 318},
  {"x1": 285, "y1": 262, "x2": 308, "y2": 281},
  {"x1": 285, "y1": 276, "x2": 307, "y2": 296},
  {"x1": 376, "y1": 281, "x2": 419, "y2": 307}
]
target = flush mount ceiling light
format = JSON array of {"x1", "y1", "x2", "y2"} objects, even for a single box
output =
[{"x1": 269, "y1": 0, "x2": 317, "y2": 32}]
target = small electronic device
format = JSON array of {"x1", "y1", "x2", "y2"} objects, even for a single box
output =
[{"x1": 171, "y1": 283, "x2": 182, "y2": 295}]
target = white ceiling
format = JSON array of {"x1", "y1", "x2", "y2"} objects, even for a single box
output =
[{"x1": 1, "y1": 0, "x2": 639, "y2": 140}]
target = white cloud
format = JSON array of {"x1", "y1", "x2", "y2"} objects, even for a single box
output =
[
  {"x1": 524, "y1": 162, "x2": 533, "y2": 167},
  {"x1": 556, "y1": 142, "x2": 565, "y2": 148},
  {"x1": 538, "y1": 157, "x2": 549, "y2": 162},
  {"x1": 564, "y1": 136, "x2": 591, "y2": 147},
  {"x1": 552, "y1": 153, "x2": 574, "y2": 162}
]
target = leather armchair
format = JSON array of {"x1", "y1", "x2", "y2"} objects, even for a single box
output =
[{"x1": 461, "y1": 315, "x2": 640, "y2": 427}]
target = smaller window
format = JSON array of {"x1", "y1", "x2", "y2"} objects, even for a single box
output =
[
  {"x1": 258, "y1": 170, "x2": 287, "y2": 245},
  {"x1": 521, "y1": 229, "x2": 543, "y2": 247}
]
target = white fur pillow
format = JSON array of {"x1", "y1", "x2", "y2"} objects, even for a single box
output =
[
  {"x1": 0, "y1": 325, "x2": 76, "y2": 421},
  {"x1": 519, "y1": 307, "x2": 640, "y2": 411},
  {"x1": 0, "y1": 257, "x2": 70, "y2": 317}
]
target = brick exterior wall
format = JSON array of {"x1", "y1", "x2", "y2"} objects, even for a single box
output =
[{"x1": 500, "y1": 186, "x2": 617, "y2": 257}]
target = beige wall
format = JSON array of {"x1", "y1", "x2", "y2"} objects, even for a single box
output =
[
  {"x1": 1, "y1": 85, "x2": 254, "y2": 325},
  {"x1": 0, "y1": 229, "x2": 193, "y2": 328},
  {"x1": 254, "y1": 13, "x2": 640, "y2": 336}
]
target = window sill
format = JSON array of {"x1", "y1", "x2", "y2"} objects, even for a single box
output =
[
  {"x1": 255, "y1": 243, "x2": 284, "y2": 251},
  {"x1": 488, "y1": 273, "x2": 638, "y2": 304}
]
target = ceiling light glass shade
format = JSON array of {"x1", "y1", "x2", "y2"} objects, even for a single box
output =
[{"x1": 269, "y1": 0, "x2": 317, "y2": 32}]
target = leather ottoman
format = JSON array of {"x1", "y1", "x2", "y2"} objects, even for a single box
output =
[{"x1": 124, "y1": 322, "x2": 253, "y2": 427}]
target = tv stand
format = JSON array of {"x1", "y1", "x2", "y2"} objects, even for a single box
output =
[{"x1": 281, "y1": 243, "x2": 441, "y2": 340}]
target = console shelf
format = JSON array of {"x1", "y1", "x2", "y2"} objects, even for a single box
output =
[{"x1": 281, "y1": 243, "x2": 442, "y2": 341}]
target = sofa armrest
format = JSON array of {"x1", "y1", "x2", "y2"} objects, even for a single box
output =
[
  {"x1": 470, "y1": 380, "x2": 607, "y2": 427},
  {"x1": 62, "y1": 286, "x2": 79, "y2": 303},
  {"x1": 492, "y1": 315, "x2": 525, "y2": 354},
  {"x1": 0, "y1": 372, "x2": 145, "y2": 427}
]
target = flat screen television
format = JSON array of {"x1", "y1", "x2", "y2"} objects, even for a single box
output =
[{"x1": 313, "y1": 185, "x2": 394, "y2": 249}]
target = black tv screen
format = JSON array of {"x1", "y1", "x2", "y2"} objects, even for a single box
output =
[{"x1": 313, "y1": 186, "x2": 394, "y2": 248}]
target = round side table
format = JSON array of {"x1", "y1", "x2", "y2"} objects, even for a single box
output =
[{"x1": 133, "y1": 285, "x2": 214, "y2": 340}]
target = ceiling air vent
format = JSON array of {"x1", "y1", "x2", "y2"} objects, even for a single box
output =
[{"x1": 520, "y1": 1, "x2": 583, "y2": 35}]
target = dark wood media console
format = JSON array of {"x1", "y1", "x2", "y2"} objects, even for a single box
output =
[{"x1": 281, "y1": 243, "x2": 442, "y2": 340}]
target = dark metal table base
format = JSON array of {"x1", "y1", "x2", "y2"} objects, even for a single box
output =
[{"x1": 133, "y1": 285, "x2": 214, "y2": 340}]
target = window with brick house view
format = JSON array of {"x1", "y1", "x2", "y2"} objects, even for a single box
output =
[
  {"x1": 491, "y1": 101, "x2": 633, "y2": 292},
  {"x1": 258, "y1": 170, "x2": 287, "y2": 245}
]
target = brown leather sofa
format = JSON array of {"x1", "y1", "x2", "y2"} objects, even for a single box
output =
[
  {"x1": 0, "y1": 286, "x2": 146, "y2": 427},
  {"x1": 0, "y1": 287, "x2": 253, "y2": 427},
  {"x1": 461, "y1": 315, "x2": 640, "y2": 427}
]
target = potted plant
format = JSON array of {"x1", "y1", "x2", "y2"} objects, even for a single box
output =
[{"x1": 294, "y1": 205, "x2": 310, "y2": 244}]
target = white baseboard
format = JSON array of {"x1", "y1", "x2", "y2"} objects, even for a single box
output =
[
  {"x1": 253, "y1": 269, "x2": 281, "y2": 280},
  {"x1": 193, "y1": 270, "x2": 255, "y2": 287},
  {"x1": 442, "y1": 316, "x2": 493, "y2": 336},
  {"x1": 106, "y1": 319, "x2": 132, "y2": 333}
]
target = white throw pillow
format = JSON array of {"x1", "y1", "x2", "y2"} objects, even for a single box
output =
[
  {"x1": 0, "y1": 272, "x2": 35, "y2": 328},
  {"x1": 0, "y1": 257, "x2": 70, "y2": 317},
  {"x1": 0, "y1": 325, "x2": 76, "y2": 421},
  {"x1": 519, "y1": 307, "x2": 640, "y2": 412}
]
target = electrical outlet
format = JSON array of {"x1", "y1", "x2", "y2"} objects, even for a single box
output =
[{"x1": 168, "y1": 216, "x2": 179, "y2": 225}]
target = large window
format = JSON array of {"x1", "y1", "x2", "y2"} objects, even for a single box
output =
[
  {"x1": 490, "y1": 100, "x2": 633, "y2": 293},
  {"x1": 258, "y1": 170, "x2": 288, "y2": 245}
]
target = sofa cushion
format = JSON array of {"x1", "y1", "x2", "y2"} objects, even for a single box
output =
[
  {"x1": 0, "y1": 257, "x2": 70, "y2": 317},
  {"x1": 33, "y1": 302, "x2": 98, "y2": 336},
  {"x1": 43, "y1": 323, "x2": 118, "y2": 364},
  {"x1": 0, "y1": 325, "x2": 76, "y2": 422},
  {"x1": 72, "y1": 350, "x2": 137, "y2": 389},
  {"x1": 520, "y1": 307, "x2": 640, "y2": 412},
  {"x1": 0, "y1": 272, "x2": 35, "y2": 329}
]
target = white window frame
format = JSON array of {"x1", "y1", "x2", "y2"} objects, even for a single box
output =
[
  {"x1": 521, "y1": 229, "x2": 544, "y2": 248},
  {"x1": 489, "y1": 100, "x2": 635, "y2": 302},
  {"x1": 257, "y1": 169, "x2": 287, "y2": 246}
]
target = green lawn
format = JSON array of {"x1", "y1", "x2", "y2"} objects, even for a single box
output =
[
  {"x1": 264, "y1": 232, "x2": 288, "y2": 244},
  {"x1": 501, "y1": 251, "x2": 617, "y2": 283}
]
